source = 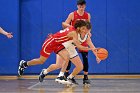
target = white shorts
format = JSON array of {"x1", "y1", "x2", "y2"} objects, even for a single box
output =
[{"x1": 62, "y1": 40, "x2": 78, "y2": 59}]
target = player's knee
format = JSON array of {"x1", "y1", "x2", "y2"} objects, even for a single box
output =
[
  {"x1": 63, "y1": 57, "x2": 69, "y2": 63},
  {"x1": 77, "y1": 63, "x2": 83, "y2": 71}
]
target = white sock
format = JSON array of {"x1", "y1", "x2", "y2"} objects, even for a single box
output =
[
  {"x1": 58, "y1": 72, "x2": 64, "y2": 77},
  {"x1": 43, "y1": 69, "x2": 48, "y2": 75},
  {"x1": 67, "y1": 74, "x2": 74, "y2": 79}
]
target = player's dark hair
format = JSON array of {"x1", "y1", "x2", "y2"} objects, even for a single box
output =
[
  {"x1": 74, "y1": 20, "x2": 92, "y2": 30},
  {"x1": 85, "y1": 21, "x2": 92, "y2": 30},
  {"x1": 74, "y1": 20, "x2": 87, "y2": 29},
  {"x1": 77, "y1": 0, "x2": 86, "y2": 5}
]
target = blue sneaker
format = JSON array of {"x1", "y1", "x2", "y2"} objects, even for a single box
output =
[
  {"x1": 39, "y1": 69, "x2": 46, "y2": 82},
  {"x1": 83, "y1": 78, "x2": 90, "y2": 85},
  {"x1": 67, "y1": 77, "x2": 79, "y2": 85}
]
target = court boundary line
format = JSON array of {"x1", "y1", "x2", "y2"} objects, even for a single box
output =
[{"x1": 28, "y1": 82, "x2": 41, "y2": 90}]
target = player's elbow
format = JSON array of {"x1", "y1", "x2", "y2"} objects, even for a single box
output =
[{"x1": 62, "y1": 22, "x2": 65, "y2": 29}]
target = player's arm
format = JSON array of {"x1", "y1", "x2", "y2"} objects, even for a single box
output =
[
  {"x1": 0, "y1": 27, "x2": 13, "y2": 38},
  {"x1": 87, "y1": 13, "x2": 91, "y2": 22},
  {"x1": 86, "y1": 36, "x2": 101, "y2": 63},
  {"x1": 0, "y1": 27, "x2": 8, "y2": 35},
  {"x1": 67, "y1": 31, "x2": 91, "y2": 51},
  {"x1": 86, "y1": 36, "x2": 97, "y2": 55},
  {"x1": 62, "y1": 12, "x2": 74, "y2": 29},
  {"x1": 86, "y1": 13, "x2": 92, "y2": 37}
]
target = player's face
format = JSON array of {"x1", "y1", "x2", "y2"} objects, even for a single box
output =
[
  {"x1": 79, "y1": 26, "x2": 89, "y2": 35},
  {"x1": 77, "y1": 4, "x2": 86, "y2": 12}
]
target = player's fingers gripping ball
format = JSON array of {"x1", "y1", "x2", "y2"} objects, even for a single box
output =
[{"x1": 97, "y1": 48, "x2": 108, "y2": 60}]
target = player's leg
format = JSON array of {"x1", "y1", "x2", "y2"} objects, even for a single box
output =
[
  {"x1": 18, "y1": 56, "x2": 48, "y2": 76},
  {"x1": 39, "y1": 54, "x2": 64, "y2": 82},
  {"x1": 66, "y1": 55, "x2": 83, "y2": 85},
  {"x1": 44, "y1": 54, "x2": 63, "y2": 73},
  {"x1": 55, "y1": 49, "x2": 70, "y2": 84},
  {"x1": 18, "y1": 37, "x2": 53, "y2": 76},
  {"x1": 64, "y1": 61, "x2": 71, "y2": 78},
  {"x1": 81, "y1": 52, "x2": 90, "y2": 85},
  {"x1": 57, "y1": 45, "x2": 83, "y2": 85}
]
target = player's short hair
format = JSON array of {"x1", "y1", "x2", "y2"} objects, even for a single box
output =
[
  {"x1": 74, "y1": 20, "x2": 91, "y2": 30},
  {"x1": 85, "y1": 21, "x2": 92, "y2": 30},
  {"x1": 74, "y1": 20, "x2": 86, "y2": 29},
  {"x1": 77, "y1": 0, "x2": 86, "y2": 5}
]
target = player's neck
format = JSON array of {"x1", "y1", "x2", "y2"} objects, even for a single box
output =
[
  {"x1": 79, "y1": 33, "x2": 86, "y2": 39},
  {"x1": 77, "y1": 10, "x2": 84, "y2": 16}
]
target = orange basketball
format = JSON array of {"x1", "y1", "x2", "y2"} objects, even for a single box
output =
[{"x1": 97, "y1": 48, "x2": 108, "y2": 60}]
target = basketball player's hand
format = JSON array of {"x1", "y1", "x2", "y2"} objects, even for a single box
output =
[
  {"x1": 92, "y1": 48, "x2": 101, "y2": 63},
  {"x1": 6, "y1": 32, "x2": 13, "y2": 38}
]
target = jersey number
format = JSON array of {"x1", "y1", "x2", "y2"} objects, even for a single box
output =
[{"x1": 60, "y1": 28, "x2": 69, "y2": 33}]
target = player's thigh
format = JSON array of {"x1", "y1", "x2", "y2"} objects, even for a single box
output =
[
  {"x1": 58, "y1": 49, "x2": 70, "y2": 62},
  {"x1": 67, "y1": 46, "x2": 78, "y2": 59},
  {"x1": 39, "y1": 55, "x2": 48, "y2": 63},
  {"x1": 56, "y1": 54, "x2": 64, "y2": 65}
]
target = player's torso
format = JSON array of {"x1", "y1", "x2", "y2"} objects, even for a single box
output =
[
  {"x1": 52, "y1": 27, "x2": 75, "y2": 44},
  {"x1": 71, "y1": 11, "x2": 89, "y2": 26},
  {"x1": 62, "y1": 33, "x2": 88, "y2": 48}
]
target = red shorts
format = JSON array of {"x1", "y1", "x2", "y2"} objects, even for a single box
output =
[{"x1": 40, "y1": 37, "x2": 65, "y2": 58}]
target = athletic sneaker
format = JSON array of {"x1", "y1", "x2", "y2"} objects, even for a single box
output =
[
  {"x1": 39, "y1": 69, "x2": 46, "y2": 82},
  {"x1": 18, "y1": 60, "x2": 26, "y2": 76},
  {"x1": 67, "y1": 77, "x2": 79, "y2": 85},
  {"x1": 55, "y1": 76, "x2": 71, "y2": 84},
  {"x1": 83, "y1": 78, "x2": 90, "y2": 85}
]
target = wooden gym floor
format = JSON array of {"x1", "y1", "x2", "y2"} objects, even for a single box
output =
[{"x1": 0, "y1": 75, "x2": 140, "y2": 93}]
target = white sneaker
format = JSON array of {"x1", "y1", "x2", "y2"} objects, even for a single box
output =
[{"x1": 55, "y1": 76, "x2": 71, "y2": 84}]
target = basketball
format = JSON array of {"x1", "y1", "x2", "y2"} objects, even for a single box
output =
[{"x1": 97, "y1": 48, "x2": 108, "y2": 60}]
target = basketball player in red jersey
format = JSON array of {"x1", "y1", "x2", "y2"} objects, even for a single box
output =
[
  {"x1": 0, "y1": 27, "x2": 13, "y2": 38},
  {"x1": 18, "y1": 20, "x2": 93, "y2": 79},
  {"x1": 62, "y1": 0, "x2": 91, "y2": 85},
  {"x1": 38, "y1": 21, "x2": 101, "y2": 85}
]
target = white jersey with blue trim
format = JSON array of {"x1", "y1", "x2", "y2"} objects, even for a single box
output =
[{"x1": 78, "y1": 33, "x2": 88, "y2": 43}]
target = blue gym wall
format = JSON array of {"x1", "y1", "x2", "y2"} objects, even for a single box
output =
[
  {"x1": 0, "y1": 0, "x2": 19, "y2": 75},
  {"x1": 0, "y1": 0, "x2": 140, "y2": 75}
]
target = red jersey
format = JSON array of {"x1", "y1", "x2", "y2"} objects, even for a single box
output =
[
  {"x1": 71, "y1": 11, "x2": 89, "y2": 26},
  {"x1": 52, "y1": 26, "x2": 75, "y2": 44},
  {"x1": 40, "y1": 26, "x2": 76, "y2": 57}
]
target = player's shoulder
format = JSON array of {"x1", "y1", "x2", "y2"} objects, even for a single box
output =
[
  {"x1": 67, "y1": 26, "x2": 75, "y2": 32},
  {"x1": 70, "y1": 10, "x2": 78, "y2": 15},
  {"x1": 67, "y1": 12, "x2": 74, "y2": 19},
  {"x1": 67, "y1": 29, "x2": 76, "y2": 38},
  {"x1": 69, "y1": 12, "x2": 74, "y2": 16}
]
